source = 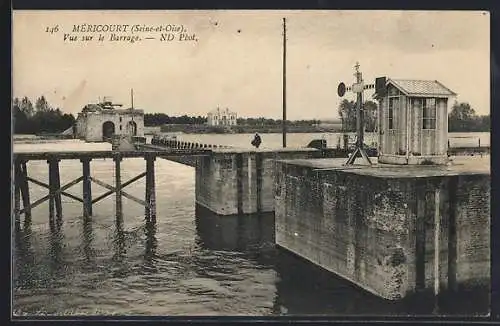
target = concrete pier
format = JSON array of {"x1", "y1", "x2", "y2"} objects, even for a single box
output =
[
  {"x1": 274, "y1": 156, "x2": 490, "y2": 300},
  {"x1": 195, "y1": 147, "x2": 346, "y2": 215}
]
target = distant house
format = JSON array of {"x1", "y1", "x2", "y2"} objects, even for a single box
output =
[{"x1": 207, "y1": 107, "x2": 237, "y2": 126}]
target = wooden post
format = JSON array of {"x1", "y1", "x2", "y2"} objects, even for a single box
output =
[
  {"x1": 14, "y1": 160, "x2": 21, "y2": 229},
  {"x1": 48, "y1": 159, "x2": 57, "y2": 226},
  {"x1": 81, "y1": 158, "x2": 92, "y2": 217},
  {"x1": 145, "y1": 154, "x2": 156, "y2": 224},
  {"x1": 20, "y1": 161, "x2": 32, "y2": 226},
  {"x1": 114, "y1": 155, "x2": 122, "y2": 222},
  {"x1": 53, "y1": 160, "x2": 63, "y2": 224}
]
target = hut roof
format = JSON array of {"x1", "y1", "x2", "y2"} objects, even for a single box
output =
[{"x1": 388, "y1": 79, "x2": 457, "y2": 97}]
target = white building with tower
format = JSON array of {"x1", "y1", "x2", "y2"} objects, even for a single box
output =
[
  {"x1": 75, "y1": 97, "x2": 145, "y2": 142},
  {"x1": 207, "y1": 107, "x2": 237, "y2": 126}
]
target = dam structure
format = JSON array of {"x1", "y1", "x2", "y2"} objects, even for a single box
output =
[
  {"x1": 274, "y1": 76, "x2": 490, "y2": 300},
  {"x1": 13, "y1": 75, "x2": 489, "y2": 303}
]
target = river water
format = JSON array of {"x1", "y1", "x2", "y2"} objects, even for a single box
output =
[{"x1": 12, "y1": 133, "x2": 490, "y2": 317}]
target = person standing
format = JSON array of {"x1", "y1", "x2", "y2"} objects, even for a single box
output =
[{"x1": 251, "y1": 133, "x2": 262, "y2": 148}]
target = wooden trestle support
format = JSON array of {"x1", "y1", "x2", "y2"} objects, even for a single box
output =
[{"x1": 13, "y1": 153, "x2": 157, "y2": 228}]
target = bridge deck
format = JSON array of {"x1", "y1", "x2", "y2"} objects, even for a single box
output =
[{"x1": 13, "y1": 149, "x2": 212, "y2": 161}]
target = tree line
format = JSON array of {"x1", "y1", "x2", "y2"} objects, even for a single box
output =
[
  {"x1": 144, "y1": 113, "x2": 320, "y2": 127},
  {"x1": 448, "y1": 102, "x2": 489, "y2": 132},
  {"x1": 144, "y1": 113, "x2": 207, "y2": 125},
  {"x1": 13, "y1": 96, "x2": 76, "y2": 134},
  {"x1": 13, "y1": 96, "x2": 489, "y2": 134},
  {"x1": 337, "y1": 99, "x2": 490, "y2": 132}
]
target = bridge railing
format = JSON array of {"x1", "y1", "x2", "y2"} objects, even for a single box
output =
[{"x1": 150, "y1": 136, "x2": 233, "y2": 150}]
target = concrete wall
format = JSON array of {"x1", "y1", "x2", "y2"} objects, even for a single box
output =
[
  {"x1": 274, "y1": 161, "x2": 490, "y2": 300},
  {"x1": 77, "y1": 110, "x2": 144, "y2": 142},
  {"x1": 195, "y1": 149, "x2": 335, "y2": 215}
]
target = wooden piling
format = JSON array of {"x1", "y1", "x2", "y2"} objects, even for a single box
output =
[
  {"x1": 114, "y1": 155, "x2": 123, "y2": 221},
  {"x1": 145, "y1": 154, "x2": 156, "y2": 224},
  {"x1": 48, "y1": 158, "x2": 62, "y2": 226},
  {"x1": 53, "y1": 160, "x2": 63, "y2": 223},
  {"x1": 14, "y1": 160, "x2": 21, "y2": 229},
  {"x1": 81, "y1": 158, "x2": 92, "y2": 217},
  {"x1": 20, "y1": 161, "x2": 32, "y2": 226}
]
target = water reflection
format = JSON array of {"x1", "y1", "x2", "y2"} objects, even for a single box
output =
[
  {"x1": 48, "y1": 216, "x2": 64, "y2": 275},
  {"x1": 143, "y1": 220, "x2": 158, "y2": 273},
  {"x1": 13, "y1": 202, "x2": 489, "y2": 316},
  {"x1": 81, "y1": 216, "x2": 95, "y2": 264},
  {"x1": 13, "y1": 222, "x2": 35, "y2": 289},
  {"x1": 194, "y1": 204, "x2": 275, "y2": 254},
  {"x1": 193, "y1": 204, "x2": 489, "y2": 316}
]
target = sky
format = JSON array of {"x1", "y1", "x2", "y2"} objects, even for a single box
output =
[{"x1": 12, "y1": 10, "x2": 490, "y2": 120}]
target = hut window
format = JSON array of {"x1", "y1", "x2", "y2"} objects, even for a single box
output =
[
  {"x1": 388, "y1": 97, "x2": 399, "y2": 130},
  {"x1": 422, "y1": 98, "x2": 436, "y2": 129}
]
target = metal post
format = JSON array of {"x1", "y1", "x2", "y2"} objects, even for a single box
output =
[
  {"x1": 282, "y1": 17, "x2": 287, "y2": 148},
  {"x1": 81, "y1": 158, "x2": 92, "y2": 217},
  {"x1": 114, "y1": 155, "x2": 122, "y2": 222},
  {"x1": 145, "y1": 154, "x2": 156, "y2": 224},
  {"x1": 356, "y1": 66, "x2": 363, "y2": 149},
  {"x1": 345, "y1": 62, "x2": 372, "y2": 165}
]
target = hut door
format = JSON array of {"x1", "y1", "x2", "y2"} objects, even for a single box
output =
[{"x1": 387, "y1": 96, "x2": 399, "y2": 155}]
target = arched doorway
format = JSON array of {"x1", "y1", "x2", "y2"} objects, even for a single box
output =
[
  {"x1": 127, "y1": 121, "x2": 137, "y2": 136},
  {"x1": 102, "y1": 121, "x2": 115, "y2": 140}
]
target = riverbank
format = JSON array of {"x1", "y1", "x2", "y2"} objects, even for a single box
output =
[
  {"x1": 157, "y1": 124, "x2": 342, "y2": 134},
  {"x1": 13, "y1": 134, "x2": 74, "y2": 144}
]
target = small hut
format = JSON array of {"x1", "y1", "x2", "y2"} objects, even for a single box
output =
[{"x1": 373, "y1": 79, "x2": 456, "y2": 165}]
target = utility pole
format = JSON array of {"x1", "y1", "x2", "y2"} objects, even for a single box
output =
[
  {"x1": 282, "y1": 17, "x2": 287, "y2": 148},
  {"x1": 131, "y1": 88, "x2": 134, "y2": 109}
]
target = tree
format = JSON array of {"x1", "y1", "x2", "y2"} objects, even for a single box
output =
[
  {"x1": 338, "y1": 99, "x2": 356, "y2": 132},
  {"x1": 13, "y1": 101, "x2": 30, "y2": 134},
  {"x1": 448, "y1": 102, "x2": 477, "y2": 132},
  {"x1": 35, "y1": 95, "x2": 50, "y2": 113},
  {"x1": 20, "y1": 96, "x2": 34, "y2": 117},
  {"x1": 338, "y1": 99, "x2": 379, "y2": 132},
  {"x1": 363, "y1": 100, "x2": 378, "y2": 132}
]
